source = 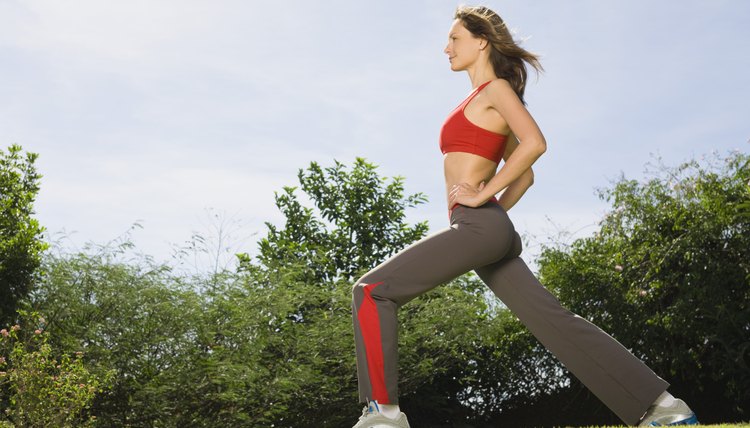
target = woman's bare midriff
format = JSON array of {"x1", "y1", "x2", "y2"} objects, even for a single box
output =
[{"x1": 444, "y1": 152, "x2": 498, "y2": 209}]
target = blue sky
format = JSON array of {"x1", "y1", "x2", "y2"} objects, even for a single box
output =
[{"x1": 1, "y1": 0, "x2": 748, "y2": 271}]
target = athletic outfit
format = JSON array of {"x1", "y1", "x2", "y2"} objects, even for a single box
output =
[
  {"x1": 439, "y1": 80, "x2": 508, "y2": 164},
  {"x1": 351, "y1": 80, "x2": 674, "y2": 426}
]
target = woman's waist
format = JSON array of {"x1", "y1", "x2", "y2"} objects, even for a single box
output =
[
  {"x1": 444, "y1": 161, "x2": 496, "y2": 189},
  {"x1": 443, "y1": 152, "x2": 497, "y2": 176},
  {"x1": 444, "y1": 175, "x2": 496, "y2": 211},
  {"x1": 443, "y1": 172, "x2": 494, "y2": 194},
  {"x1": 449, "y1": 195, "x2": 500, "y2": 217}
]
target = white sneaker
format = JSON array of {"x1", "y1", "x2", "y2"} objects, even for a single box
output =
[
  {"x1": 638, "y1": 398, "x2": 699, "y2": 426},
  {"x1": 352, "y1": 401, "x2": 410, "y2": 428}
]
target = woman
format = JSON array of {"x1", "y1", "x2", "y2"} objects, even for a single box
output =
[{"x1": 351, "y1": 6, "x2": 697, "y2": 427}]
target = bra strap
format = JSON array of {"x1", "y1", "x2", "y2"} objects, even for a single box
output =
[{"x1": 463, "y1": 80, "x2": 494, "y2": 106}]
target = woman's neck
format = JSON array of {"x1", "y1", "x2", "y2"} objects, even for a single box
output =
[{"x1": 466, "y1": 60, "x2": 497, "y2": 89}]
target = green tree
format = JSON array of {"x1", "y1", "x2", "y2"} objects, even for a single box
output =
[
  {"x1": 248, "y1": 158, "x2": 429, "y2": 283},
  {"x1": 33, "y1": 238, "x2": 203, "y2": 426},
  {"x1": 0, "y1": 145, "x2": 47, "y2": 327},
  {"x1": 536, "y1": 152, "x2": 750, "y2": 424}
]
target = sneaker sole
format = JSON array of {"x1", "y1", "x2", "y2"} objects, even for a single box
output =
[{"x1": 649, "y1": 413, "x2": 699, "y2": 426}]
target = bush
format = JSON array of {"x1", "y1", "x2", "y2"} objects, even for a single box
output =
[
  {"x1": 0, "y1": 311, "x2": 113, "y2": 427},
  {"x1": 536, "y1": 152, "x2": 750, "y2": 424}
]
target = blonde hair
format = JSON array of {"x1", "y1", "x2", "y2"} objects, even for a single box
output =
[{"x1": 454, "y1": 5, "x2": 543, "y2": 105}]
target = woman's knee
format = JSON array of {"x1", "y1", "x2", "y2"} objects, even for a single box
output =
[{"x1": 351, "y1": 273, "x2": 377, "y2": 297}]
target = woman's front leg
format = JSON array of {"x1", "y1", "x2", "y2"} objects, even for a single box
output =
[{"x1": 351, "y1": 204, "x2": 517, "y2": 404}]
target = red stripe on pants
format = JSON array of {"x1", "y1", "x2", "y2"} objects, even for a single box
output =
[{"x1": 357, "y1": 281, "x2": 389, "y2": 403}]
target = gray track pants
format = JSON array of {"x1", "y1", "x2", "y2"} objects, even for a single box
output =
[{"x1": 351, "y1": 201, "x2": 668, "y2": 425}]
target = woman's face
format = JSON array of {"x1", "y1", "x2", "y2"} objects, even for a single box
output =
[{"x1": 444, "y1": 19, "x2": 483, "y2": 72}]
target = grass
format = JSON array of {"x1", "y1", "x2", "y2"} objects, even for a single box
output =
[{"x1": 577, "y1": 425, "x2": 750, "y2": 428}]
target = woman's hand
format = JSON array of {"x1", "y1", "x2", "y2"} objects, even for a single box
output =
[{"x1": 449, "y1": 181, "x2": 488, "y2": 208}]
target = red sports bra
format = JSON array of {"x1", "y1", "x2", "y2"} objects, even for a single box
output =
[{"x1": 439, "y1": 80, "x2": 508, "y2": 163}]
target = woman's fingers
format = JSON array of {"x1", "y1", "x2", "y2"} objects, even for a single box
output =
[{"x1": 450, "y1": 183, "x2": 476, "y2": 198}]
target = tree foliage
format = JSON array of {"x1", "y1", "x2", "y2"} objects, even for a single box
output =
[
  {"x1": 0, "y1": 145, "x2": 47, "y2": 327},
  {"x1": 249, "y1": 158, "x2": 429, "y2": 283},
  {"x1": 536, "y1": 152, "x2": 750, "y2": 424},
  {"x1": 33, "y1": 240, "x2": 203, "y2": 426},
  {"x1": 0, "y1": 311, "x2": 112, "y2": 427}
]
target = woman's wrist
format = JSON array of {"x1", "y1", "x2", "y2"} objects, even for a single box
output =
[
  {"x1": 476, "y1": 187, "x2": 500, "y2": 205},
  {"x1": 478, "y1": 192, "x2": 491, "y2": 204}
]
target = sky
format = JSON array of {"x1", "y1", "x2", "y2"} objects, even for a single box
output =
[{"x1": 1, "y1": 0, "x2": 748, "y2": 272}]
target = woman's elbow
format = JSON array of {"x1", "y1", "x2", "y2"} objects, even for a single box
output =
[{"x1": 535, "y1": 138, "x2": 547, "y2": 156}]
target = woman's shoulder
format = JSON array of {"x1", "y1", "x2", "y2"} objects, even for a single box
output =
[
  {"x1": 482, "y1": 78, "x2": 522, "y2": 104},
  {"x1": 483, "y1": 78, "x2": 512, "y2": 92}
]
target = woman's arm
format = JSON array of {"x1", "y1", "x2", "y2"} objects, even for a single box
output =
[
  {"x1": 497, "y1": 168, "x2": 533, "y2": 211},
  {"x1": 450, "y1": 79, "x2": 546, "y2": 208},
  {"x1": 495, "y1": 133, "x2": 534, "y2": 210}
]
